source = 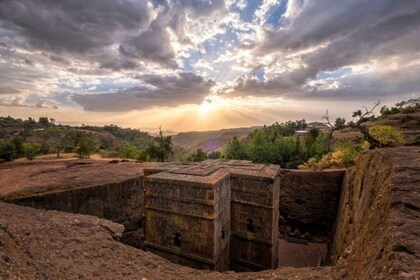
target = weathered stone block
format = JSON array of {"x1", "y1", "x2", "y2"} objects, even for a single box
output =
[
  {"x1": 228, "y1": 163, "x2": 280, "y2": 271},
  {"x1": 144, "y1": 165, "x2": 231, "y2": 271}
]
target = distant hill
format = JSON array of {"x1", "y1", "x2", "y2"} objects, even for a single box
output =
[
  {"x1": 0, "y1": 116, "x2": 155, "y2": 152},
  {"x1": 172, "y1": 126, "x2": 260, "y2": 153},
  {"x1": 2, "y1": 104, "x2": 418, "y2": 161},
  {"x1": 173, "y1": 108, "x2": 420, "y2": 154},
  {"x1": 77, "y1": 124, "x2": 154, "y2": 150}
]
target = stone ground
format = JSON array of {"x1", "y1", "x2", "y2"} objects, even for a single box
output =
[
  {"x1": 0, "y1": 202, "x2": 332, "y2": 280},
  {"x1": 278, "y1": 240, "x2": 327, "y2": 268},
  {"x1": 0, "y1": 159, "x2": 153, "y2": 199}
]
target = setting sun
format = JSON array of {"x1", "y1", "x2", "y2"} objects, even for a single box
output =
[{"x1": 200, "y1": 97, "x2": 216, "y2": 113}]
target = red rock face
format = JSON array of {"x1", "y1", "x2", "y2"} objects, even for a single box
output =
[{"x1": 331, "y1": 147, "x2": 420, "y2": 280}]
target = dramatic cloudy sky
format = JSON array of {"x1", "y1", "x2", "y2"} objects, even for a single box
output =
[{"x1": 0, "y1": 0, "x2": 419, "y2": 131}]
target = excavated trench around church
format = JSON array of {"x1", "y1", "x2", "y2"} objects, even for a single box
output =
[
  {"x1": 2, "y1": 147, "x2": 418, "y2": 279},
  {"x1": 4, "y1": 168, "x2": 345, "y2": 272}
]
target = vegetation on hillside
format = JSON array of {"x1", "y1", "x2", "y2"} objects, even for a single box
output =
[
  {"x1": 172, "y1": 126, "x2": 258, "y2": 153},
  {"x1": 222, "y1": 99, "x2": 418, "y2": 170},
  {"x1": 0, "y1": 117, "x2": 178, "y2": 162},
  {"x1": 224, "y1": 121, "x2": 329, "y2": 168},
  {"x1": 0, "y1": 98, "x2": 417, "y2": 166},
  {"x1": 145, "y1": 128, "x2": 174, "y2": 162},
  {"x1": 300, "y1": 99, "x2": 419, "y2": 170}
]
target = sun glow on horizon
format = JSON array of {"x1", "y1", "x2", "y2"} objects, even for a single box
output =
[{"x1": 199, "y1": 96, "x2": 223, "y2": 114}]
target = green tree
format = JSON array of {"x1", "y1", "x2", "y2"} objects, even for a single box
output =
[
  {"x1": 302, "y1": 128, "x2": 329, "y2": 160},
  {"x1": 44, "y1": 127, "x2": 74, "y2": 158},
  {"x1": 0, "y1": 140, "x2": 17, "y2": 161},
  {"x1": 380, "y1": 106, "x2": 391, "y2": 116},
  {"x1": 226, "y1": 136, "x2": 249, "y2": 160},
  {"x1": 11, "y1": 137, "x2": 25, "y2": 158},
  {"x1": 120, "y1": 143, "x2": 139, "y2": 159},
  {"x1": 334, "y1": 117, "x2": 346, "y2": 129},
  {"x1": 22, "y1": 143, "x2": 40, "y2": 160},
  {"x1": 272, "y1": 136, "x2": 300, "y2": 167},
  {"x1": 251, "y1": 120, "x2": 307, "y2": 138},
  {"x1": 303, "y1": 128, "x2": 320, "y2": 156},
  {"x1": 188, "y1": 149, "x2": 208, "y2": 162},
  {"x1": 208, "y1": 150, "x2": 222, "y2": 159},
  {"x1": 249, "y1": 130, "x2": 274, "y2": 163},
  {"x1": 63, "y1": 130, "x2": 84, "y2": 152},
  {"x1": 146, "y1": 128, "x2": 173, "y2": 162},
  {"x1": 76, "y1": 134, "x2": 97, "y2": 159},
  {"x1": 38, "y1": 117, "x2": 50, "y2": 127},
  {"x1": 137, "y1": 150, "x2": 149, "y2": 161}
]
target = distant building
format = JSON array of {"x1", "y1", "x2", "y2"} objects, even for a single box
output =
[
  {"x1": 295, "y1": 130, "x2": 308, "y2": 141},
  {"x1": 295, "y1": 130, "x2": 308, "y2": 136},
  {"x1": 307, "y1": 122, "x2": 327, "y2": 129}
]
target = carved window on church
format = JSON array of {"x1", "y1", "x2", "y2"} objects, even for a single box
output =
[
  {"x1": 246, "y1": 218, "x2": 255, "y2": 233},
  {"x1": 221, "y1": 226, "x2": 226, "y2": 239},
  {"x1": 239, "y1": 213, "x2": 262, "y2": 234},
  {"x1": 173, "y1": 232, "x2": 181, "y2": 247}
]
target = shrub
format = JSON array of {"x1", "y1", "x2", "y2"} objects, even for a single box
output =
[
  {"x1": 380, "y1": 106, "x2": 391, "y2": 116},
  {"x1": 0, "y1": 141, "x2": 17, "y2": 161},
  {"x1": 11, "y1": 137, "x2": 24, "y2": 157},
  {"x1": 98, "y1": 150, "x2": 120, "y2": 158},
  {"x1": 188, "y1": 149, "x2": 208, "y2": 162},
  {"x1": 76, "y1": 134, "x2": 97, "y2": 159},
  {"x1": 208, "y1": 150, "x2": 222, "y2": 159},
  {"x1": 298, "y1": 144, "x2": 364, "y2": 170},
  {"x1": 137, "y1": 150, "x2": 149, "y2": 161},
  {"x1": 226, "y1": 136, "x2": 249, "y2": 160},
  {"x1": 401, "y1": 107, "x2": 415, "y2": 114},
  {"x1": 369, "y1": 125, "x2": 405, "y2": 146},
  {"x1": 120, "y1": 143, "x2": 139, "y2": 159},
  {"x1": 22, "y1": 143, "x2": 40, "y2": 160}
]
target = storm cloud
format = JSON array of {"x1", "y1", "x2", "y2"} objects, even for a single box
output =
[
  {"x1": 72, "y1": 72, "x2": 216, "y2": 111},
  {"x1": 232, "y1": 0, "x2": 420, "y2": 99},
  {"x1": 0, "y1": 0, "x2": 227, "y2": 69},
  {"x1": 0, "y1": 0, "x2": 151, "y2": 54}
]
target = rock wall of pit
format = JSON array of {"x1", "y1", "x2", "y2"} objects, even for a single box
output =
[
  {"x1": 278, "y1": 170, "x2": 345, "y2": 267},
  {"x1": 331, "y1": 147, "x2": 420, "y2": 279},
  {"x1": 4, "y1": 177, "x2": 144, "y2": 232},
  {"x1": 279, "y1": 170, "x2": 345, "y2": 240}
]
